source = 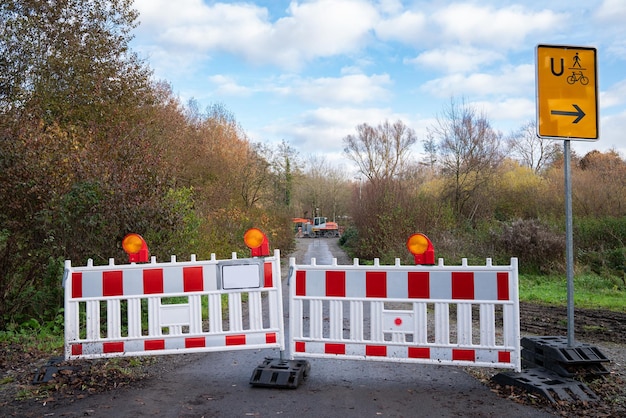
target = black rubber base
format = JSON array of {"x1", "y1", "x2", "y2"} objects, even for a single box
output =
[
  {"x1": 492, "y1": 367, "x2": 599, "y2": 403},
  {"x1": 250, "y1": 357, "x2": 310, "y2": 389}
]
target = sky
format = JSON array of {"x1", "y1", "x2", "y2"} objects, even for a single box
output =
[{"x1": 130, "y1": 0, "x2": 626, "y2": 173}]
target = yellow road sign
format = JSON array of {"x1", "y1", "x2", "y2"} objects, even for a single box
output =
[{"x1": 536, "y1": 44, "x2": 598, "y2": 140}]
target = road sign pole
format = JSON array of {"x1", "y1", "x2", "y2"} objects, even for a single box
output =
[{"x1": 564, "y1": 140, "x2": 575, "y2": 347}]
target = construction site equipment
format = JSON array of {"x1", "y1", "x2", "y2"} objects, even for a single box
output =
[{"x1": 293, "y1": 217, "x2": 340, "y2": 238}]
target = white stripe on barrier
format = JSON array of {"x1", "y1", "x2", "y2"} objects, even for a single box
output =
[
  {"x1": 63, "y1": 250, "x2": 284, "y2": 360},
  {"x1": 289, "y1": 257, "x2": 521, "y2": 371}
]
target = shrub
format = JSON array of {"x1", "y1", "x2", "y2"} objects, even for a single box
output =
[
  {"x1": 491, "y1": 219, "x2": 565, "y2": 274},
  {"x1": 575, "y1": 217, "x2": 626, "y2": 279}
]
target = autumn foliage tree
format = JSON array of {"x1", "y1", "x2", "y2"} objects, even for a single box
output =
[{"x1": 0, "y1": 1, "x2": 293, "y2": 327}]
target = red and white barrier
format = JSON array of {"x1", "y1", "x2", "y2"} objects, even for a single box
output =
[
  {"x1": 63, "y1": 250, "x2": 284, "y2": 360},
  {"x1": 289, "y1": 257, "x2": 521, "y2": 371}
]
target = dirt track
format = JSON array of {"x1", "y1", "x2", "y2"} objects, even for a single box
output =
[{"x1": 520, "y1": 302, "x2": 626, "y2": 345}]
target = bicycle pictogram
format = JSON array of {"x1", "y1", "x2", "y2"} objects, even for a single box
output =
[{"x1": 567, "y1": 71, "x2": 589, "y2": 85}]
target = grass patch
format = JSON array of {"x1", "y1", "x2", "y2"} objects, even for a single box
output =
[
  {"x1": 0, "y1": 315, "x2": 65, "y2": 353},
  {"x1": 519, "y1": 273, "x2": 626, "y2": 312}
]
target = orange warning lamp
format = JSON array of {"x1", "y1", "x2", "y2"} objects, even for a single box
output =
[
  {"x1": 406, "y1": 233, "x2": 435, "y2": 265},
  {"x1": 122, "y1": 233, "x2": 149, "y2": 263},
  {"x1": 244, "y1": 228, "x2": 270, "y2": 257}
]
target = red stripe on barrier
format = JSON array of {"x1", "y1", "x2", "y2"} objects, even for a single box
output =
[
  {"x1": 366, "y1": 271, "x2": 387, "y2": 298},
  {"x1": 498, "y1": 351, "x2": 511, "y2": 363},
  {"x1": 452, "y1": 349, "x2": 475, "y2": 362},
  {"x1": 326, "y1": 270, "x2": 346, "y2": 297},
  {"x1": 266, "y1": 333, "x2": 277, "y2": 344},
  {"x1": 366, "y1": 345, "x2": 387, "y2": 357},
  {"x1": 295, "y1": 341, "x2": 306, "y2": 352},
  {"x1": 497, "y1": 272, "x2": 509, "y2": 300},
  {"x1": 451, "y1": 272, "x2": 474, "y2": 299},
  {"x1": 103, "y1": 341, "x2": 124, "y2": 353},
  {"x1": 183, "y1": 266, "x2": 203, "y2": 292},
  {"x1": 143, "y1": 269, "x2": 164, "y2": 294},
  {"x1": 185, "y1": 337, "x2": 206, "y2": 348},
  {"x1": 71, "y1": 344, "x2": 83, "y2": 356},
  {"x1": 264, "y1": 262, "x2": 273, "y2": 288},
  {"x1": 103, "y1": 271, "x2": 123, "y2": 296},
  {"x1": 145, "y1": 339, "x2": 165, "y2": 351},
  {"x1": 72, "y1": 272, "x2": 83, "y2": 298},
  {"x1": 408, "y1": 347, "x2": 430, "y2": 359},
  {"x1": 225, "y1": 334, "x2": 246, "y2": 346},
  {"x1": 325, "y1": 343, "x2": 346, "y2": 355},
  {"x1": 296, "y1": 270, "x2": 306, "y2": 296},
  {"x1": 408, "y1": 271, "x2": 429, "y2": 298}
]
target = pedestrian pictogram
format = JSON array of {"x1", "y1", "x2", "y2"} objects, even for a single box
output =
[{"x1": 536, "y1": 44, "x2": 598, "y2": 140}]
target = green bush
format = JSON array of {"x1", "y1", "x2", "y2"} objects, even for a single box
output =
[
  {"x1": 575, "y1": 217, "x2": 626, "y2": 278},
  {"x1": 491, "y1": 219, "x2": 565, "y2": 274}
]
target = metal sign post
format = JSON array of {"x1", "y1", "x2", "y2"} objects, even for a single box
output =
[{"x1": 564, "y1": 140, "x2": 575, "y2": 346}]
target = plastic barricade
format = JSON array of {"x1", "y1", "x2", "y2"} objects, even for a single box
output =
[
  {"x1": 289, "y1": 257, "x2": 521, "y2": 371},
  {"x1": 63, "y1": 250, "x2": 284, "y2": 360}
]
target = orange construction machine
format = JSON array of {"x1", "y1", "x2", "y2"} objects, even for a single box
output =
[{"x1": 293, "y1": 216, "x2": 340, "y2": 238}]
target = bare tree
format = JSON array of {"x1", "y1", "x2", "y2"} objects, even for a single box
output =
[
  {"x1": 343, "y1": 120, "x2": 417, "y2": 183},
  {"x1": 428, "y1": 98, "x2": 503, "y2": 217},
  {"x1": 294, "y1": 155, "x2": 350, "y2": 222},
  {"x1": 507, "y1": 121, "x2": 561, "y2": 173}
]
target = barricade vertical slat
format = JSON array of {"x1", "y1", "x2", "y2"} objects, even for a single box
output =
[
  {"x1": 291, "y1": 299, "x2": 303, "y2": 338},
  {"x1": 311, "y1": 300, "x2": 322, "y2": 339},
  {"x1": 66, "y1": 301, "x2": 79, "y2": 359},
  {"x1": 67, "y1": 302, "x2": 79, "y2": 341},
  {"x1": 479, "y1": 303, "x2": 496, "y2": 346},
  {"x1": 127, "y1": 298, "x2": 142, "y2": 338},
  {"x1": 414, "y1": 303, "x2": 427, "y2": 344},
  {"x1": 503, "y1": 304, "x2": 514, "y2": 347},
  {"x1": 86, "y1": 300, "x2": 100, "y2": 340},
  {"x1": 349, "y1": 301, "x2": 363, "y2": 341},
  {"x1": 107, "y1": 299, "x2": 121, "y2": 339},
  {"x1": 209, "y1": 293, "x2": 223, "y2": 333},
  {"x1": 148, "y1": 297, "x2": 160, "y2": 336},
  {"x1": 391, "y1": 330, "x2": 404, "y2": 343},
  {"x1": 370, "y1": 301, "x2": 383, "y2": 342},
  {"x1": 270, "y1": 250, "x2": 285, "y2": 350},
  {"x1": 434, "y1": 302, "x2": 449, "y2": 345},
  {"x1": 189, "y1": 295, "x2": 202, "y2": 334},
  {"x1": 229, "y1": 293, "x2": 243, "y2": 332},
  {"x1": 249, "y1": 292, "x2": 263, "y2": 330},
  {"x1": 457, "y1": 303, "x2": 472, "y2": 345},
  {"x1": 330, "y1": 300, "x2": 343, "y2": 340},
  {"x1": 268, "y1": 291, "x2": 279, "y2": 329}
]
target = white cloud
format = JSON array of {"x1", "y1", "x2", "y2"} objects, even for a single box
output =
[
  {"x1": 601, "y1": 110, "x2": 626, "y2": 150},
  {"x1": 600, "y1": 79, "x2": 626, "y2": 109},
  {"x1": 207, "y1": 75, "x2": 252, "y2": 97},
  {"x1": 260, "y1": 105, "x2": 413, "y2": 156},
  {"x1": 377, "y1": 0, "x2": 404, "y2": 15},
  {"x1": 421, "y1": 64, "x2": 535, "y2": 98},
  {"x1": 135, "y1": 0, "x2": 379, "y2": 71},
  {"x1": 433, "y1": 4, "x2": 565, "y2": 49},
  {"x1": 473, "y1": 98, "x2": 536, "y2": 128},
  {"x1": 594, "y1": 0, "x2": 626, "y2": 24},
  {"x1": 375, "y1": 11, "x2": 427, "y2": 44},
  {"x1": 407, "y1": 46, "x2": 504, "y2": 73},
  {"x1": 289, "y1": 73, "x2": 392, "y2": 105}
]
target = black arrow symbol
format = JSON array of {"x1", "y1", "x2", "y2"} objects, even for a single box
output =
[{"x1": 551, "y1": 104, "x2": 586, "y2": 123}]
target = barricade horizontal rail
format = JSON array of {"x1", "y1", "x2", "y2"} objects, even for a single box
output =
[
  {"x1": 289, "y1": 257, "x2": 521, "y2": 371},
  {"x1": 63, "y1": 250, "x2": 284, "y2": 360}
]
